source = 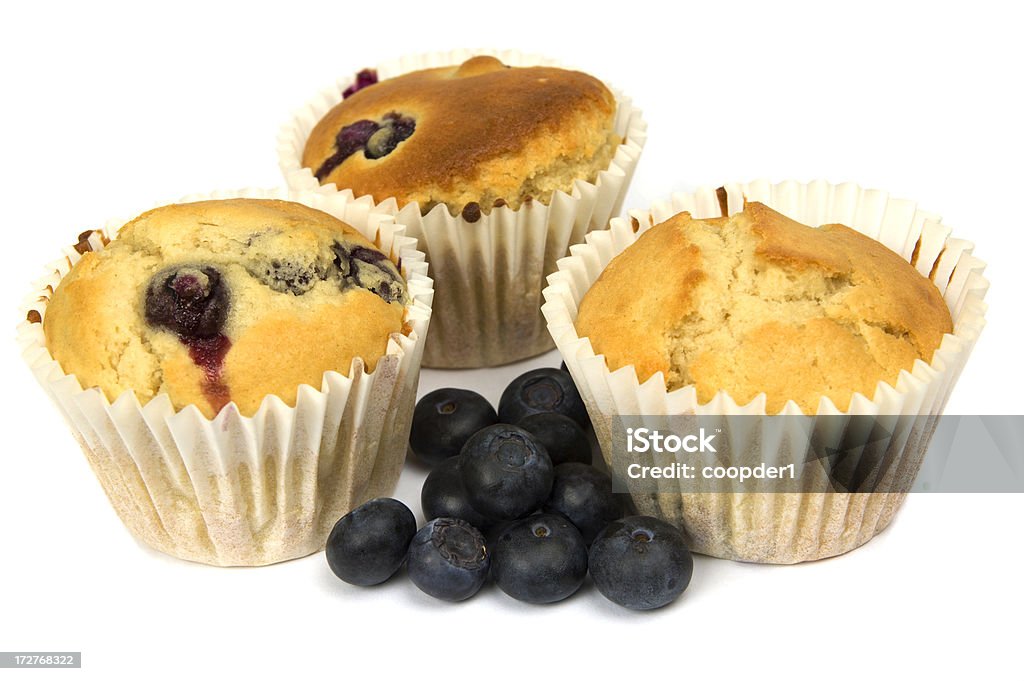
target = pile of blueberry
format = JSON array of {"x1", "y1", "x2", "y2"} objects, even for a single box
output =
[{"x1": 325, "y1": 366, "x2": 693, "y2": 610}]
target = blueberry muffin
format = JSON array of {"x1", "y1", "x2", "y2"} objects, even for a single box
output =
[
  {"x1": 43, "y1": 198, "x2": 409, "y2": 418},
  {"x1": 575, "y1": 202, "x2": 953, "y2": 413},
  {"x1": 301, "y1": 55, "x2": 619, "y2": 217}
]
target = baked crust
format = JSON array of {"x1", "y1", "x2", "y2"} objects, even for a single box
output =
[
  {"x1": 44, "y1": 199, "x2": 407, "y2": 417},
  {"x1": 575, "y1": 202, "x2": 953, "y2": 413},
  {"x1": 302, "y1": 56, "x2": 618, "y2": 215}
]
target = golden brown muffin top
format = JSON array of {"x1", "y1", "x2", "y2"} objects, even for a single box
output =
[
  {"x1": 44, "y1": 199, "x2": 408, "y2": 418},
  {"x1": 575, "y1": 202, "x2": 953, "y2": 413},
  {"x1": 302, "y1": 56, "x2": 618, "y2": 216}
]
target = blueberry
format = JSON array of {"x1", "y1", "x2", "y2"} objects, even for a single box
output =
[
  {"x1": 410, "y1": 388, "x2": 498, "y2": 467},
  {"x1": 498, "y1": 368, "x2": 588, "y2": 428},
  {"x1": 349, "y1": 245, "x2": 388, "y2": 265},
  {"x1": 420, "y1": 457, "x2": 492, "y2": 529},
  {"x1": 555, "y1": 360, "x2": 589, "y2": 428},
  {"x1": 543, "y1": 463, "x2": 622, "y2": 545},
  {"x1": 331, "y1": 241, "x2": 405, "y2": 304},
  {"x1": 342, "y1": 68, "x2": 378, "y2": 98},
  {"x1": 315, "y1": 111, "x2": 415, "y2": 181},
  {"x1": 407, "y1": 518, "x2": 490, "y2": 601},
  {"x1": 314, "y1": 119, "x2": 380, "y2": 181},
  {"x1": 335, "y1": 119, "x2": 379, "y2": 157},
  {"x1": 325, "y1": 498, "x2": 417, "y2": 586},
  {"x1": 491, "y1": 514, "x2": 588, "y2": 604},
  {"x1": 365, "y1": 112, "x2": 416, "y2": 160},
  {"x1": 483, "y1": 518, "x2": 519, "y2": 547},
  {"x1": 589, "y1": 516, "x2": 693, "y2": 610},
  {"x1": 144, "y1": 265, "x2": 229, "y2": 339},
  {"x1": 184, "y1": 334, "x2": 232, "y2": 380},
  {"x1": 460, "y1": 424, "x2": 553, "y2": 521},
  {"x1": 517, "y1": 412, "x2": 592, "y2": 466}
]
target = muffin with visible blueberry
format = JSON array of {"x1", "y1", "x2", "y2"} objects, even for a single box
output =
[
  {"x1": 282, "y1": 52, "x2": 646, "y2": 368},
  {"x1": 302, "y1": 55, "x2": 619, "y2": 216},
  {"x1": 26, "y1": 195, "x2": 432, "y2": 566},
  {"x1": 44, "y1": 199, "x2": 409, "y2": 417}
]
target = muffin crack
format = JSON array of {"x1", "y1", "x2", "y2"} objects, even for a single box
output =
[
  {"x1": 108, "y1": 318, "x2": 163, "y2": 402},
  {"x1": 862, "y1": 318, "x2": 911, "y2": 341},
  {"x1": 664, "y1": 220, "x2": 861, "y2": 394},
  {"x1": 665, "y1": 222, "x2": 747, "y2": 387}
]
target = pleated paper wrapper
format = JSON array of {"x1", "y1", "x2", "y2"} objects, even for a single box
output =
[
  {"x1": 542, "y1": 180, "x2": 988, "y2": 563},
  {"x1": 17, "y1": 188, "x2": 434, "y2": 567},
  {"x1": 278, "y1": 49, "x2": 647, "y2": 368}
]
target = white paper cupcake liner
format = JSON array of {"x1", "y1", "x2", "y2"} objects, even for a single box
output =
[
  {"x1": 541, "y1": 180, "x2": 988, "y2": 563},
  {"x1": 278, "y1": 49, "x2": 647, "y2": 367},
  {"x1": 17, "y1": 188, "x2": 434, "y2": 567}
]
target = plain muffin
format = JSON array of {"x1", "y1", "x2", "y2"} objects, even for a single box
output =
[{"x1": 575, "y1": 202, "x2": 953, "y2": 413}]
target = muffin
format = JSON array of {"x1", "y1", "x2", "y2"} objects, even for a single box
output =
[
  {"x1": 542, "y1": 181, "x2": 988, "y2": 563},
  {"x1": 280, "y1": 50, "x2": 647, "y2": 368},
  {"x1": 44, "y1": 199, "x2": 408, "y2": 418},
  {"x1": 301, "y1": 55, "x2": 619, "y2": 216},
  {"x1": 20, "y1": 191, "x2": 433, "y2": 566},
  {"x1": 575, "y1": 201, "x2": 953, "y2": 415}
]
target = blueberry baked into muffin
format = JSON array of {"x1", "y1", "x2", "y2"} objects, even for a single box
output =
[
  {"x1": 283, "y1": 51, "x2": 645, "y2": 369},
  {"x1": 43, "y1": 198, "x2": 409, "y2": 418},
  {"x1": 26, "y1": 195, "x2": 430, "y2": 566},
  {"x1": 575, "y1": 201, "x2": 953, "y2": 414},
  {"x1": 301, "y1": 55, "x2": 620, "y2": 217}
]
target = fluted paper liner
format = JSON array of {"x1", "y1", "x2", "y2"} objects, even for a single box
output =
[
  {"x1": 17, "y1": 188, "x2": 434, "y2": 566},
  {"x1": 278, "y1": 49, "x2": 647, "y2": 367},
  {"x1": 542, "y1": 180, "x2": 988, "y2": 563}
]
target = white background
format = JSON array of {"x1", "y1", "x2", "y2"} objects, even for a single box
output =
[{"x1": 2, "y1": 1, "x2": 1022, "y2": 679}]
